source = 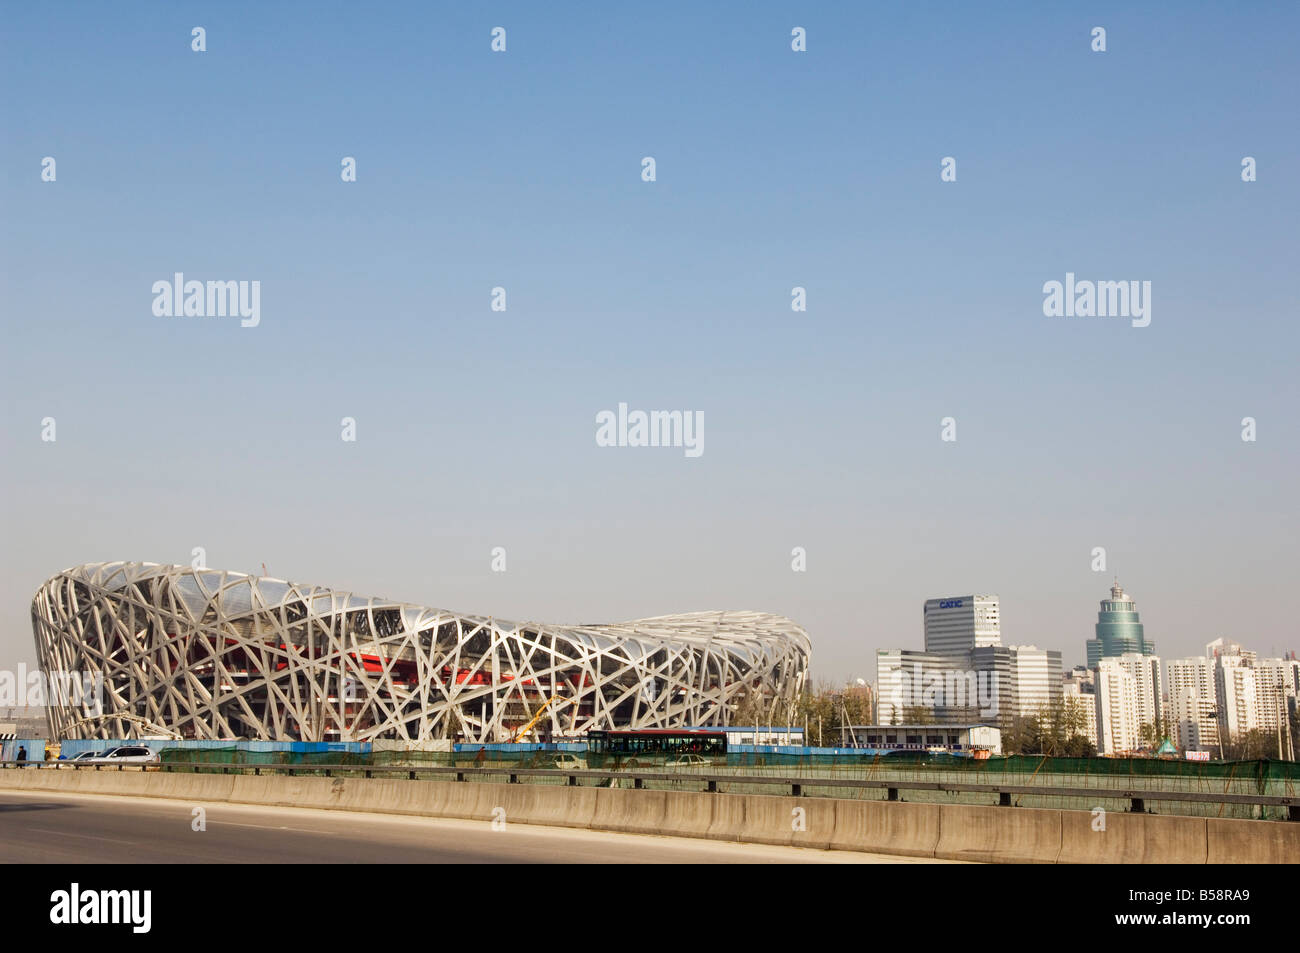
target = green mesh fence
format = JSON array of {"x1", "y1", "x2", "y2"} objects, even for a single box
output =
[{"x1": 152, "y1": 748, "x2": 1298, "y2": 819}]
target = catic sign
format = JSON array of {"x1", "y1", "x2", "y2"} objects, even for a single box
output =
[{"x1": 938, "y1": 600, "x2": 964, "y2": 609}]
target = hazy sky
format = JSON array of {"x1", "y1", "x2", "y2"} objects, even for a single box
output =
[{"x1": 2, "y1": 2, "x2": 1297, "y2": 683}]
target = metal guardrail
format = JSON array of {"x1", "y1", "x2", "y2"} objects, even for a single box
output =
[{"x1": 5, "y1": 760, "x2": 1296, "y2": 819}]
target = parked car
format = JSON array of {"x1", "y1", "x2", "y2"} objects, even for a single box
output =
[
  {"x1": 663, "y1": 754, "x2": 710, "y2": 768},
  {"x1": 534, "y1": 752, "x2": 585, "y2": 771},
  {"x1": 59, "y1": 751, "x2": 100, "y2": 768},
  {"x1": 84, "y1": 745, "x2": 160, "y2": 765}
]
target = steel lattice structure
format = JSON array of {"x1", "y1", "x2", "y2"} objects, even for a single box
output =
[{"x1": 31, "y1": 562, "x2": 810, "y2": 743}]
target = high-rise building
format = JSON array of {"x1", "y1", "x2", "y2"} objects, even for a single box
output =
[
  {"x1": 969, "y1": 645, "x2": 1014, "y2": 730},
  {"x1": 1215, "y1": 655, "x2": 1258, "y2": 743},
  {"x1": 1094, "y1": 653, "x2": 1162, "y2": 755},
  {"x1": 1252, "y1": 658, "x2": 1298, "y2": 731},
  {"x1": 1166, "y1": 657, "x2": 1220, "y2": 754},
  {"x1": 923, "y1": 595, "x2": 1001, "y2": 655},
  {"x1": 1254, "y1": 657, "x2": 1299, "y2": 760},
  {"x1": 1206, "y1": 637, "x2": 1256, "y2": 666},
  {"x1": 875, "y1": 649, "x2": 987, "y2": 725},
  {"x1": 884, "y1": 596, "x2": 1061, "y2": 734},
  {"x1": 1008, "y1": 645, "x2": 1063, "y2": 717},
  {"x1": 1060, "y1": 678, "x2": 1099, "y2": 750},
  {"x1": 1086, "y1": 581, "x2": 1156, "y2": 668}
]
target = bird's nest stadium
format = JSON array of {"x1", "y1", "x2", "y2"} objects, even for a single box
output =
[{"x1": 31, "y1": 562, "x2": 811, "y2": 743}]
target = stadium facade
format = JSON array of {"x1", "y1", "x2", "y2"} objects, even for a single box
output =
[{"x1": 31, "y1": 562, "x2": 810, "y2": 743}]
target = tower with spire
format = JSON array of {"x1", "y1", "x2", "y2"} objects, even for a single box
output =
[{"x1": 1085, "y1": 579, "x2": 1156, "y2": 668}]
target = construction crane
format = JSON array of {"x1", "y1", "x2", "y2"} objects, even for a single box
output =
[
  {"x1": 65, "y1": 711, "x2": 183, "y2": 740},
  {"x1": 510, "y1": 694, "x2": 577, "y2": 743}
]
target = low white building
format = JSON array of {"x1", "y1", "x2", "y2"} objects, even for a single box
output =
[
  {"x1": 844, "y1": 723, "x2": 1001, "y2": 755},
  {"x1": 711, "y1": 725, "x2": 805, "y2": 746}
]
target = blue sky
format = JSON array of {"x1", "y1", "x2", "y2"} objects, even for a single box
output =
[{"x1": 2, "y1": 2, "x2": 1297, "y2": 680}]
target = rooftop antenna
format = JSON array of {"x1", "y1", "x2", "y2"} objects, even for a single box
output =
[{"x1": 261, "y1": 563, "x2": 268, "y2": 577}]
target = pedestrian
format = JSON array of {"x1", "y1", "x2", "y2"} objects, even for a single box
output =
[{"x1": 16, "y1": 745, "x2": 27, "y2": 768}]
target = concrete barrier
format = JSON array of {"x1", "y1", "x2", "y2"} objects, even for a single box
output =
[
  {"x1": 437, "y1": 778, "x2": 499, "y2": 820},
  {"x1": 660, "y1": 789, "x2": 715, "y2": 839},
  {"x1": 228, "y1": 774, "x2": 344, "y2": 810},
  {"x1": 728, "y1": 795, "x2": 795, "y2": 847},
  {"x1": 506, "y1": 784, "x2": 598, "y2": 830},
  {"x1": 790, "y1": 797, "x2": 836, "y2": 851},
  {"x1": 830, "y1": 799, "x2": 941, "y2": 857},
  {"x1": 591, "y1": 787, "x2": 667, "y2": 835},
  {"x1": 935, "y1": 804, "x2": 1062, "y2": 863},
  {"x1": 1059, "y1": 810, "x2": 1208, "y2": 864},
  {"x1": 704, "y1": 792, "x2": 748, "y2": 843},
  {"x1": 1207, "y1": 816, "x2": 1300, "y2": 864},
  {"x1": 2, "y1": 769, "x2": 1293, "y2": 863}
]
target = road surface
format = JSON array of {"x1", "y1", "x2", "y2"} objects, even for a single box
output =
[{"x1": 0, "y1": 790, "x2": 959, "y2": 863}]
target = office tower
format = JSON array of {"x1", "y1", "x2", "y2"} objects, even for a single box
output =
[
  {"x1": 875, "y1": 649, "x2": 986, "y2": 725},
  {"x1": 923, "y1": 595, "x2": 1001, "y2": 655},
  {"x1": 969, "y1": 646, "x2": 1014, "y2": 730},
  {"x1": 1085, "y1": 581, "x2": 1156, "y2": 668},
  {"x1": 1008, "y1": 645, "x2": 1063, "y2": 717},
  {"x1": 1167, "y1": 656, "x2": 1220, "y2": 754}
]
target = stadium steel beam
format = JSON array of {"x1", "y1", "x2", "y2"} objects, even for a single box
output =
[{"x1": 31, "y1": 562, "x2": 810, "y2": 743}]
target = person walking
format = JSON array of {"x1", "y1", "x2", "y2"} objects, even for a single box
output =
[{"x1": 15, "y1": 745, "x2": 27, "y2": 768}]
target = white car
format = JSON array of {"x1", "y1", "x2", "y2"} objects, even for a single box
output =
[
  {"x1": 550, "y1": 754, "x2": 585, "y2": 771},
  {"x1": 664, "y1": 754, "x2": 710, "y2": 768},
  {"x1": 58, "y1": 751, "x2": 99, "y2": 768},
  {"x1": 84, "y1": 745, "x2": 160, "y2": 765}
]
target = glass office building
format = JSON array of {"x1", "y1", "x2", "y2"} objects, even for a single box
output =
[{"x1": 1086, "y1": 581, "x2": 1156, "y2": 668}]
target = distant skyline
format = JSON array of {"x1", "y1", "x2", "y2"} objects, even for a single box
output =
[{"x1": 2, "y1": 4, "x2": 1297, "y2": 681}]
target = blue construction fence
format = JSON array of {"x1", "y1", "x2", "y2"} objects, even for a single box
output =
[
  {"x1": 4, "y1": 738, "x2": 969, "y2": 766},
  {"x1": 1, "y1": 740, "x2": 49, "y2": 762}
]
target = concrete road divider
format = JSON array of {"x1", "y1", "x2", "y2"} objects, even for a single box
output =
[
  {"x1": 704, "y1": 791, "x2": 749, "y2": 843},
  {"x1": 1207, "y1": 816, "x2": 1300, "y2": 864},
  {"x1": 1059, "y1": 810, "x2": 1207, "y2": 864},
  {"x1": 591, "y1": 786, "x2": 668, "y2": 835},
  {"x1": 830, "y1": 799, "x2": 941, "y2": 857},
  {"x1": 790, "y1": 796, "x2": 836, "y2": 851},
  {"x1": 488, "y1": 782, "x2": 596, "y2": 830},
  {"x1": 438, "y1": 777, "x2": 499, "y2": 820},
  {"x1": 935, "y1": 803, "x2": 1062, "y2": 863},
  {"x1": 2, "y1": 769, "x2": 1295, "y2": 863},
  {"x1": 727, "y1": 795, "x2": 795, "y2": 847}
]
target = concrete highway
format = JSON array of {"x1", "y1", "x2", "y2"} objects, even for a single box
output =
[{"x1": 0, "y1": 790, "x2": 958, "y2": 863}]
